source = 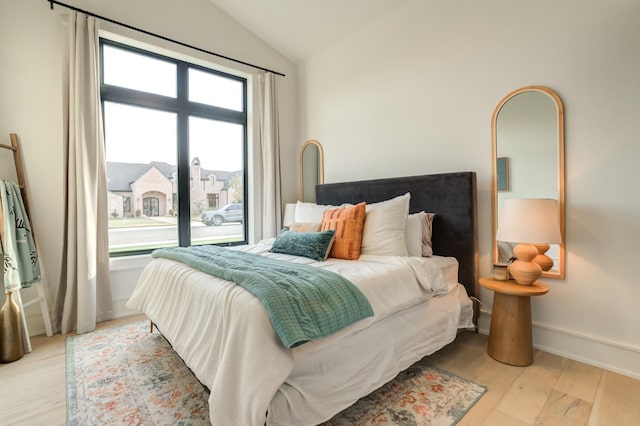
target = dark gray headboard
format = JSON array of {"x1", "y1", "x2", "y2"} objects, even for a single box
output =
[{"x1": 316, "y1": 172, "x2": 478, "y2": 297}]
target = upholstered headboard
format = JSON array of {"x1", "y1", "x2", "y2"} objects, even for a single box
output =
[{"x1": 316, "y1": 172, "x2": 479, "y2": 298}]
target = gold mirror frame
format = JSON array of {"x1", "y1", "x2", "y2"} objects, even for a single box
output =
[
  {"x1": 491, "y1": 86, "x2": 565, "y2": 279},
  {"x1": 299, "y1": 139, "x2": 324, "y2": 202}
]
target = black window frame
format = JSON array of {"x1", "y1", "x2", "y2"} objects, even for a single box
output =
[{"x1": 100, "y1": 38, "x2": 249, "y2": 256}]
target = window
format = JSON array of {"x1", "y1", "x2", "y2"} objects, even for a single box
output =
[
  {"x1": 101, "y1": 39, "x2": 248, "y2": 255},
  {"x1": 207, "y1": 193, "x2": 218, "y2": 209}
]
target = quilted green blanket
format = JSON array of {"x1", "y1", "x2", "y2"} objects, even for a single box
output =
[{"x1": 151, "y1": 245, "x2": 373, "y2": 348}]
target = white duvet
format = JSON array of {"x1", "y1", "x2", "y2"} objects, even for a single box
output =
[{"x1": 126, "y1": 240, "x2": 465, "y2": 425}]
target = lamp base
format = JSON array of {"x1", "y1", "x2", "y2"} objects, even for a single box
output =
[
  {"x1": 533, "y1": 244, "x2": 553, "y2": 271},
  {"x1": 508, "y1": 243, "x2": 542, "y2": 285}
]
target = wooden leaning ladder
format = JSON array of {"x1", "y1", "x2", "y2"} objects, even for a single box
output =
[{"x1": 0, "y1": 133, "x2": 54, "y2": 350}]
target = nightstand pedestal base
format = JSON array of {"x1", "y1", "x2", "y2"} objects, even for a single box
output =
[
  {"x1": 479, "y1": 277, "x2": 548, "y2": 367},
  {"x1": 487, "y1": 292, "x2": 533, "y2": 366}
]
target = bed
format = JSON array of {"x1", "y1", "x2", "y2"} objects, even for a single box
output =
[{"x1": 126, "y1": 171, "x2": 478, "y2": 425}]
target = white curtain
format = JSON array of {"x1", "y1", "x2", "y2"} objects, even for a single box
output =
[
  {"x1": 52, "y1": 13, "x2": 113, "y2": 335},
  {"x1": 256, "y1": 72, "x2": 282, "y2": 239}
]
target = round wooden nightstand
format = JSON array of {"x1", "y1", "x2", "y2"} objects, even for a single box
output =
[{"x1": 479, "y1": 277, "x2": 549, "y2": 366}]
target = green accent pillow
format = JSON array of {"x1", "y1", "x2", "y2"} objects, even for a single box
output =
[{"x1": 270, "y1": 230, "x2": 336, "y2": 262}]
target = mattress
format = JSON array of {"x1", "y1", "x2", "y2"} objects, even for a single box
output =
[{"x1": 126, "y1": 241, "x2": 472, "y2": 425}]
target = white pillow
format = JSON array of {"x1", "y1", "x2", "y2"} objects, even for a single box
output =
[
  {"x1": 361, "y1": 193, "x2": 410, "y2": 256},
  {"x1": 405, "y1": 212, "x2": 425, "y2": 257},
  {"x1": 294, "y1": 201, "x2": 336, "y2": 223}
]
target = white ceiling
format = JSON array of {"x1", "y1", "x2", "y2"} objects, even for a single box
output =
[{"x1": 208, "y1": 0, "x2": 411, "y2": 63}]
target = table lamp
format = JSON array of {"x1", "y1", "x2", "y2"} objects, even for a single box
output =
[{"x1": 496, "y1": 198, "x2": 562, "y2": 285}]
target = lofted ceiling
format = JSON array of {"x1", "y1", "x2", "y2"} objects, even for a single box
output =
[{"x1": 208, "y1": 0, "x2": 411, "y2": 63}]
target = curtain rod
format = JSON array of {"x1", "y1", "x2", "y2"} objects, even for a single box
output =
[{"x1": 47, "y1": 0, "x2": 286, "y2": 77}]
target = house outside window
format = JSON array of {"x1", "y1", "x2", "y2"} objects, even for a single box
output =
[
  {"x1": 101, "y1": 39, "x2": 248, "y2": 255},
  {"x1": 172, "y1": 192, "x2": 177, "y2": 214}
]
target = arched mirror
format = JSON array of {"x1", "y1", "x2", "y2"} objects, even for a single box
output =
[
  {"x1": 300, "y1": 139, "x2": 324, "y2": 202},
  {"x1": 492, "y1": 86, "x2": 565, "y2": 279}
]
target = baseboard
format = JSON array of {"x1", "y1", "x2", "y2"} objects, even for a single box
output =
[
  {"x1": 24, "y1": 298, "x2": 139, "y2": 337},
  {"x1": 24, "y1": 312, "x2": 47, "y2": 337},
  {"x1": 111, "y1": 297, "x2": 139, "y2": 319},
  {"x1": 478, "y1": 310, "x2": 640, "y2": 380}
]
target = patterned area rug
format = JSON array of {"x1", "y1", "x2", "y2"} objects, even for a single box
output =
[
  {"x1": 320, "y1": 362, "x2": 486, "y2": 426},
  {"x1": 67, "y1": 321, "x2": 486, "y2": 425}
]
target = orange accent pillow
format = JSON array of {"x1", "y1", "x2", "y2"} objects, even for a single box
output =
[{"x1": 321, "y1": 202, "x2": 366, "y2": 260}]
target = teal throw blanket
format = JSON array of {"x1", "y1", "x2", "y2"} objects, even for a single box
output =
[
  {"x1": 152, "y1": 245, "x2": 373, "y2": 348},
  {"x1": 1, "y1": 181, "x2": 40, "y2": 291}
]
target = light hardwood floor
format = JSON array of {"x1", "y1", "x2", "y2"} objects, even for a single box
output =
[{"x1": 1, "y1": 314, "x2": 639, "y2": 425}]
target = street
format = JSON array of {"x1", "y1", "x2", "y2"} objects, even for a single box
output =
[{"x1": 109, "y1": 222, "x2": 244, "y2": 250}]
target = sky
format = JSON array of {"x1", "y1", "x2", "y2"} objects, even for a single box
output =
[
  {"x1": 102, "y1": 44, "x2": 244, "y2": 172},
  {"x1": 104, "y1": 102, "x2": 243, "y2": 172}
]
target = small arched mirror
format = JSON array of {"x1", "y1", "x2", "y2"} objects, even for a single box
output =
[
  {"x1": 300, "y1": 139, "x2": 324, "y2": 202},
  {"x1": 492, "y1": 86, "x2": 565, "y2": 279}
]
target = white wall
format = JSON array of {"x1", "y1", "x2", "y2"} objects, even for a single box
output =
[
  {"x1": 0, "y1": 0, "x2": 299, "y2": 332},
  {"x1": 300, "y1": 0, "x2": 640, "y2": 378}
]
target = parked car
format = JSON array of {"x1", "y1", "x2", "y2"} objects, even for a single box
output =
[{"x1": 201, "y1": 203, "x2": 244, "y2": 226}]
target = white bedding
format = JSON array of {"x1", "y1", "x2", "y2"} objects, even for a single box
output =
[
  {"x1": 270, "y1": 284, "x2": 473, "y2": 425},
  {"x1": 126, "y1": 241, "x2": 472, "y2": 425}
]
